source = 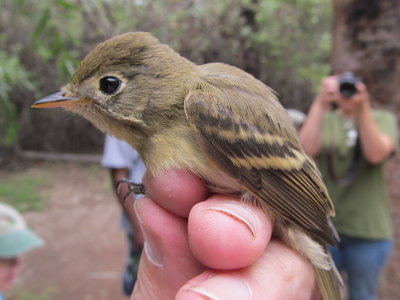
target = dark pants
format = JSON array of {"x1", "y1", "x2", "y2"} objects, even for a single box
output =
[
  {"x1": 123, "y1": 233, "x2": 142, "y2": 295},
  {"x1": 329, "y1": 234, "x2": 393, "y2": 300}
]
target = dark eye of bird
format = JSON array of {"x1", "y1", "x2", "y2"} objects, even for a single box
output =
[{"x1": 99, "y1": 76, "x2": 121, "y2": 94}]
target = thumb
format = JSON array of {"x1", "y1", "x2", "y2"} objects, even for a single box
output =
[{"x1": 176, "y1": 241, "x2": 318, "y2": 300}]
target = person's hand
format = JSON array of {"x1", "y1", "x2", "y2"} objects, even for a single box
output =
[
  {"x1": 315, "y1": 76, "x2": 340, "y2": 111},
  {"x1": 130, "y1": 169, "x2": 319, "y2": 300},
  {"x1": 338, "y1": 81, "x2": 371, "y2": 117}
]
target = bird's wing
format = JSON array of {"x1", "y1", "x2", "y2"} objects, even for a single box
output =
[{"x1": 184, "y1": 71, "x2": 336, "y2": 245}]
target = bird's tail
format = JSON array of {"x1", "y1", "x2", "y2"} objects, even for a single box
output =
[
  {"x1": 314, "y1": 255, "x2": 344, "y2": 300},
  {"x1": 278, "y1": 225, "x2": 344, "y2": 299}
]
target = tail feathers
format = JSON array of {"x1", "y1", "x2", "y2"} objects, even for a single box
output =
[
  {"x1": 314, "y1": 259, "x2": 344, "y2": 300},
  {"x1": 277, "y1": 225, "x2": 344, "y2": 299}
]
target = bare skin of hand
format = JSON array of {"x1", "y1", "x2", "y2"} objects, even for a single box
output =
[{"x1": 130, "y1": 169, "x2": 319, "y2": 300}]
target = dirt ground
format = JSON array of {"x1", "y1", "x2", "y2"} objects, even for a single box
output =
[
  {"x1": 1, "y1": 159, "x2": 400, "y2": 299},
  {"x1": 1, "y1": 161, "x2": 128, "y2": 300}
]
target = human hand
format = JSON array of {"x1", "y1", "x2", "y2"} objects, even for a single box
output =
[
  {"x1": 130, "y1": 169, "x2": 319, "y2": 300},
  {"x1": 315, "y1": 76, "x2": 340, "y2": 111},
  {"x1": 338, "y1": 81, "x2": 371, "y2": 117}
]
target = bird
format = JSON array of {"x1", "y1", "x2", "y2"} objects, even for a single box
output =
[{"x1": 32, "y1": 32, "x2": 343, "y2": 299}]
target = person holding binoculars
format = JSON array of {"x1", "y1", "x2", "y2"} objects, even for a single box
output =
[{"x1": 299, "y1": 73, "x2": 398, "y2": 300}]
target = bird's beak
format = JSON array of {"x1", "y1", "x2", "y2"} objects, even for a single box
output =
[{"x1": 31, "y1": 91, "x2": 81, "y2": 109}]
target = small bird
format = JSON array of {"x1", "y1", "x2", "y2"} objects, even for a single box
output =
[{"x1": 32, "y1": 32, "x2": 342, "y2": 299}]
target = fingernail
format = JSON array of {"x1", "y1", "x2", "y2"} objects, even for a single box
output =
[
  {"x1": 134, "y1": 198, "x2": 163, "y2": 267},
  {"x1": 184, "y1": 274, "x2": 252, "y2": 300},
  {"x1": 206, "y1": 201, "x2": 256, "y2": 237}
]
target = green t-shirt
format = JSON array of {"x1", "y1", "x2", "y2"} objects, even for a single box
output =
[{"x1": 317, "y1": 110, "x2": 398, "y2": 239}]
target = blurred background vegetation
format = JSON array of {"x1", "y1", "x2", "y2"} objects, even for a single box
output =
[{"x1": 0, "y1": 0, "x2": 331, "y2": 156}]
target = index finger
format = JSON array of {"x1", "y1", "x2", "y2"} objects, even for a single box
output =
[{"x1": 143, "y1": 169, "x2": 209, "y2": 217}]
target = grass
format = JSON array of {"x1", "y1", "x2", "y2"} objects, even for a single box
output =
[
  {"x1": 0, "y1": 169, "x2": 51, "y2": 212},
  {"x1": 9, "y1": 286, "x2": 58, "y2": 300},
  {"x1": 87, "y1": 164, "x2": 102, "y2": 176}
]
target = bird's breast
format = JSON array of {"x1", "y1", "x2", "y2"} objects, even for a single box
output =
[{"x1": 142, "y1": 124, "x2": 239, "y2": 194}]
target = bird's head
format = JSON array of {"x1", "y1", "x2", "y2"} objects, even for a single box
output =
[{"x1": 32, "y1": 32, "x2": 197, "y2": 148}]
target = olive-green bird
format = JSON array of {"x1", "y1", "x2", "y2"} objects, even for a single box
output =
[{"x1": 32, "y1": 32, "x2": 343, "y2": 299}]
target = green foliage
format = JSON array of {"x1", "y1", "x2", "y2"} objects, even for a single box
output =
[
  {"x1": 29, "y1": 0, "x2": 82, "y2": 79},
  {"x1": 106, "y1": 0, "x2": 332, "y2": 107},
  {"x1": 0, "y1": 170, "x2": 51, "y2": 212},
  {"x1": 1, "y1": 0, "x2": 82, "y2": 80},
  {"x1": 0, "y1": 0, "x2": 332, "y2": 152},
  {"x1": 0, "y1": 51, "x2": 35, "y2": 146},
  {"x1": 252, "y1": 0, "x2": 332, "y2": 105},
  {"x1": 0, "y1": 0, "x2": 83, "y2": 148}
]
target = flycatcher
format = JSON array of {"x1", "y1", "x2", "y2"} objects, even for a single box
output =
[{"x1": 32, "y1": 32, "x2": 342, "y2": 299}]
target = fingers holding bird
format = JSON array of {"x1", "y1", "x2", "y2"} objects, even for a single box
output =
[
  {"x1": 176, "y1": 241, "x2": 319, "y2": 300},
  {"x1": 142, "y1": 169, "x2": 209, "y2": 218},
  {"x1": 134, "y1": 169, "x2": 316, "y2": 300},
  {"x1": 141, "y1": 169, "x2": 271, "y2": 270}
]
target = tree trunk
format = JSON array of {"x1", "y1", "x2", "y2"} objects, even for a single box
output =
[
  {"x1": 331, "y1": 0, "x2": 400, "y2": 110},
  {"x1": 331, "y1": 0, "x2": 400, "y2": 298}
]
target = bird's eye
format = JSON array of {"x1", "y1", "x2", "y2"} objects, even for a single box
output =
[{"x1": 99, "y1": 76, "x2": 121, "y2": 94}]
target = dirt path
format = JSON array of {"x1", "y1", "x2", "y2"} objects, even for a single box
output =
[{"x1": 2, "y1": 161, "x2": 128, "y2": 300}]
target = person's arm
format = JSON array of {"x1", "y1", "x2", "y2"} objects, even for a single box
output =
[
  {"x1": 110, "y1": 168, "x2": 144, "y2": 246},
  {"x1": 299, "y1": 76, "x2": 339, "y2": 158},
  {"x1": 299, "y1": 99, "x2": 327, "y2": 158},
  {"x1": 353, "y1": 84, "x2": 394, "y2": 164}
]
